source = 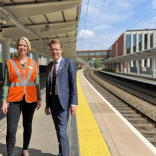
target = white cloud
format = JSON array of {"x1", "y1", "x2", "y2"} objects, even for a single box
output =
[
  {"x1": 152, "y1": 0, "x2": 156, "y2": 9},
  {"x1": 93, "y1": 25, "x2": 111, "y2": 30},
  {"x1": 152, "y1": 16, "x2": 156, "y2": 22},
  {"x1": 78, "y1": 29, "x2": 95, "y2": 38}
]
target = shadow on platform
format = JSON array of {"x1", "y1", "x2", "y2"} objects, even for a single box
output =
[{"x1": 0, "y1": 143, "x2": 57, "y2": 156}]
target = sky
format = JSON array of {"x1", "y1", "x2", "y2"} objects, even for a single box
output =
[{"x1": 76, "y1": 0, "x2": 156, "y2": 51}]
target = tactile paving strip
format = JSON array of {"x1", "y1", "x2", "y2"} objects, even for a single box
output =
[{"x1": 76, "y1": 71, "x2": 111, "y2": 156}]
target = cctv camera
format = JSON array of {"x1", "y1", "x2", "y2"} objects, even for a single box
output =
[{"x1": 0, "y1": 18, "x2": 6, "y2": 26}]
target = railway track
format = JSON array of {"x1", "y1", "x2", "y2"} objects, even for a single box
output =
[
  {"x1": 97, "y1": 71, "x2": 156, "y2": 105},
  {"x1": 84, "y1": 70, "x2": 156, "y2": 147}
]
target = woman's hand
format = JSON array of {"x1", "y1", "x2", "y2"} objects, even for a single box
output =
[
  {"x1": 36, "y1": 101, "x2": 41, "y2": 110},
  {"x1": 1, "y1": 101, "x2": 8, "y2": 115}
]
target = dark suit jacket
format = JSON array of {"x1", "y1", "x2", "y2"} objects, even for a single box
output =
[{"x1": 46, "y1": 57, "x2": 78, "y2": 110}]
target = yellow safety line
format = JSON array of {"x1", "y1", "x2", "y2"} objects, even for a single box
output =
[{"x1": 76, "y1": 71, "x2": 111, "y2": 156}]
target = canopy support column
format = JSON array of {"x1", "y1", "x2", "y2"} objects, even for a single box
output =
[
  {"x1": 127, "y1": 61, "x2": 130, "y2": 74},
  {"x1": 2, "y1": 39, "x2": 10, "y2": 77},
  {"x1": 152, "y1": 58, "x2": 155, "y2": 77},
  {"x1": 35, "y1": 53, "x2": 39, "y2": 73},
  {"x1": 47, "y1": 57, "x2": 50, "y2": 64},
  {"x1": 136, "y1": 60, "x2": 140, "y2": 75},
  {"x1": 121, "y1": 62, "x2": 123, "y2": 73}
]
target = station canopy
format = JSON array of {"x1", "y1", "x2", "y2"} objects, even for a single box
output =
[
  {"x1": 0, "y1": 0, "x2": 83, "y2": 65},
  {"x1": 102, "y1": 48, "x2": 156, "y2": 64}
]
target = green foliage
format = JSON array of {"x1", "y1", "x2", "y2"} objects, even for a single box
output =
[
  {"x1": 10, "y1": 53, "x2": 14, "y2": 58},
  {"x1": 89, "y1": 62, "x2": 93, "y2": 67},
  {"x1": 82, "y1": 58, "x2": 92, "y2": 61},
  {"x1": 0, "y1": 58, "x2": 2, "y2": 63},
  {"x1": 94, "y1": 58, "x2": 101, "y2": 68}
]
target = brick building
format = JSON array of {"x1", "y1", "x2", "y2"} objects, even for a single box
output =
[{"x1": 77, "y1": 50, "x2": 111, "y2": 59}]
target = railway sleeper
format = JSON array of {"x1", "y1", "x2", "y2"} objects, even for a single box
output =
[
  {"x1": 124, "y1": 116, "x2": 143, "y2": 119},
  {"x1": 115, "y1": 108, "x2": 133, "y2": 111},
  {"x1": 133, "y1": 124, "x2": 154, "y2": 130},
  {"x1": 142, "y1": 133, "x2": 156, "y2": 138},
  {"x1": 127, "y1": 119, "x2": 148, "y2": 124},
  {"x1": 119, "y1": 111, "x2": 137, "y2": 114},
  {"x1": 112, "y1": 105, "x2": 128, "y2": 107}
]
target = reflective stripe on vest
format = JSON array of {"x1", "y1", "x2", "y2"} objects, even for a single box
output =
[
  {"x1": 10, "y1": 59, "x2": 35, "y2": 90},
  {"x1": 7, "y1": 57, "x2": 37, "y2": 102}
]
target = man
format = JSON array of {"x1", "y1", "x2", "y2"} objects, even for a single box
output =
[{"x1": 45, "y1": 39, "x2": 77, "y2": 156}]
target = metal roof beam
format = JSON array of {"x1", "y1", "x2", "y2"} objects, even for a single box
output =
[{"x1": 1, "y1": 1, "x2": 82, "y2": 19}]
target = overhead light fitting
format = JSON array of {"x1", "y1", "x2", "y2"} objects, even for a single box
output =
[
  {"x1": 1, "y1": 7, "x2": 47, "y2": 45},
  {"x1": 8, "y1": 16, "x2": 30, "y2": 33},
  {"x1": 45, "y1": 25, "x2": 50, "y2": 32}
]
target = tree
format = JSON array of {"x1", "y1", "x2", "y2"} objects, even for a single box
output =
[
  {"x1": 89, "y1": 62, "x2": 92, "y2": 67},
  {"x1": 94, "y1": 58, "x2": 101, "y2": 68}
]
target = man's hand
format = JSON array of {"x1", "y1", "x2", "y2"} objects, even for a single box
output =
[
  {"x1": 36, "y1": 101, "x2": 41, "y2": 110},
  {"x1": 45, "y1": 107, "x2": 50, "y2": 115},
  {"x1": 71, "y1": 106, "x2": 76, "y2": 115},
  {"x1": 1, "y1": 101, "x2": 8, "y2": 115}
]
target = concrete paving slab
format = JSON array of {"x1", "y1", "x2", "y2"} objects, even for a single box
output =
[
  {"x1": 0, "y1": 88, "x2": 58, "y2": 156},
  {"x1": 0, "y1": 74, "x2": 78, "y2": 156}
]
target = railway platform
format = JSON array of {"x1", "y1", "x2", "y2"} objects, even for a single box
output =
[
  {"x1": 99, "y1": 70, "x2": 156, "y2": 85},
  {"x1": 77, "y1": 70, "x2": 156, "y2": 156},
  {"x1": 0, "y1": 71, "x2": 156, "y2": 156}
]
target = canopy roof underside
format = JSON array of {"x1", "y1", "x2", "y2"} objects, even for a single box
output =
[
  {"x1": 102, "y1": 48, "x2": 156, "y2": 64},
  {"x1": 0, "y1": 0, "x2": 83, "y2": 65}
]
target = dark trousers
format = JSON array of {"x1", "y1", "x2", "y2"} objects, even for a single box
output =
[
  {"x1": 50, "y1": 96, "x2": 69, "y2": 156},
  {"x1": 6, "y1": 96, "x2": 36, "y2": 156}
]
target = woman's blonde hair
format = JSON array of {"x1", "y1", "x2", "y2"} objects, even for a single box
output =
[{"x1": 15, "y1": 37, "x2": 31, "y2": 51}]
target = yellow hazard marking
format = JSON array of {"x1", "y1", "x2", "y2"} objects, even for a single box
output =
[{"x1": 76, "y1": 71, "x2": 111, "y2": 156}]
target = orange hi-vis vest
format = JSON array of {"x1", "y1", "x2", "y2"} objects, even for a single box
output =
[{"x1": 7, "y1": 57, "x2": 38, "y2": 103}]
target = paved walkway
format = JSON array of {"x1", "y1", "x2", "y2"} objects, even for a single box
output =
[
  {"x1": 0, "y1": 76, "x2": 68, "y2": 156},
  {"x1": 0, "y1": 87, "x2": 59, "y2": 156},
  {"x1": 78, "y1": 70, "x2": 156, "y2": 156}
]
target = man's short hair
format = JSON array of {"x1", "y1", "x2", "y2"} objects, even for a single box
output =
[
  {"x1": 49, "y1": 39, "x2": 62, "y2": 48},
  {"x1": 15, "y1": 37, "x2": 31, "y2": 51}
]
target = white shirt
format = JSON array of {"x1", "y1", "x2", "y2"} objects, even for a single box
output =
[{"x1": 50, "y1": 57, "x2": 62, "y2": 95}]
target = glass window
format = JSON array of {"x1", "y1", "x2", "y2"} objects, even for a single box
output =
[
  {"x1": 133, "y1": 34, "x2": 136, "y2": 52},
  {"x1": 144, "y1": 34, "x2": 147, "y2": 49},
  {"x1": 102, "y1": 51, "x2": 108, "y2": 55},
  {"x1": 78, "y1": 53, "x2": 82, "y2": 56},
  {"x1": 96, "y1": 52, "x2": 101, "y2": 55},
  {"x1": 150, "y1": 33, "x2": 153, "y2": 48},
  {"x1": 133, "y1": 60, "x2": 136, "y2": 67},
  {"x1": 145, "y1": 59, "x2": 147, "y2": 67},
  {"x1": 126, "y1": 35, "x2": 131, "y2": 54},
  {"x1": 139, "y1": 34, "x2": 142, "y2": 51},
  {"x1": 90, "y1": 52, "x2": 95, "y2": 56},
  {"x1": 83, "y1": 52, "x2": 88, "y2": 56},
  {"x1": 27, "y1": 52, "x2": 31, "y2": 57},
  {"x1": 32, "y1": 53, "x2": 35, "y2": 60},
  {"x1": 139, "y1": 60, "x2": 141, "y2": 67},
  {"x1": 10, "y1": 47, "x2": 18, "y2": 59}
]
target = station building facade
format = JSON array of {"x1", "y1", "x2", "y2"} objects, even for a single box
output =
[
  {"x1": 77, "y1": 50, "x2": 111, "y2": 59},
  {"x1": 108, "y1": 29, "x2": 156, "y2": 74}
]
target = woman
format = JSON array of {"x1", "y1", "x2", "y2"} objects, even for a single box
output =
[{"x1": 1, "y1": 37, "x2": 42, "y2": 156}]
